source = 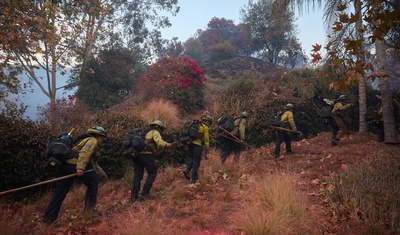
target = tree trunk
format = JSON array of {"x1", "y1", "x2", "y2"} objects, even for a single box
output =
[
  {"x1": 375, "y1": 39, "x2": 398, "y2": 143},
  {"x1": 354, "y1": 0, "x2": 368, "y2": 133}
]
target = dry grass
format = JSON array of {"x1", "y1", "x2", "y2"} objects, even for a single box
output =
[
  {"x1": 141, "y1": 99, "x2": 181, "y2": 129},
  {"x1": 1, "y1": 132, "x2": 399, "y2": 234},
  {"x1": 230, "y1": 174, "x2": 314, "y2": 235}
]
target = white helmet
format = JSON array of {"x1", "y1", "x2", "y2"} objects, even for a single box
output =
[
  {"x1": 337, "y1": 95, "x2": 347, "y2": 101},
  {"x1": 286, "y1": 103, "x2": 294, "y2": 108},
  {"x1": 150, "y1": 120, "x2": 165, "y2": 131}
]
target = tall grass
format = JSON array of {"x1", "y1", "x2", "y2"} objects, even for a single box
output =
[
  {"x1": 141, "y1": 99, "x2": 181, "y2": 129},
  {"x1": 231, "y1": 174, "x2": 314, "y2": 235}
]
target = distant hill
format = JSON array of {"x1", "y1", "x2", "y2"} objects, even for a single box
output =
[{"x1": 200, "y1": 55, "x2": 288, "y2": 80}]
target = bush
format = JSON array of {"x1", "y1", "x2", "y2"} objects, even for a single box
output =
[
  {"x1": 0, "y1": 105, "x2": 51, "y2": 200},
  {"x1": 138, "y1": 57, "x2": 206, "y2": 115}
]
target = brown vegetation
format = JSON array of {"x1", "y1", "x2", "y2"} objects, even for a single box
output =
[{"x1": 1, "y1": 131, "x2": 399, "y2": 234}]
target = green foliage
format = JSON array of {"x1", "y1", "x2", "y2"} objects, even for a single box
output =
[
  {"x1": 0, "y1": 105, "x2": 51, "y2": 199},
  {"x1": 208, "y1": 41, "x2": 236, "y2": 59},
  {"x1": 182, "y1": 37, "x2": 205, "y2": 64},
  {"x1": 240, "y1": 0, "x2": 305, "y2": 67},
  {"x1": 139, "y1": 57, "x2": 206, "y2": 115},
  {"x1": 76, "y1": 48, "x2": 145, "y2": 110}
]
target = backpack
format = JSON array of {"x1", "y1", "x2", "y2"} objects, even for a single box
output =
[
  {"x1": 321, "y1": 105, "x2": 333, "y2": 119},
  {"x1": 178, "y1": 119, "x2": 201, "y2": 145},
  {"x1": 45, "y1": 132, "x2": 91, "y2": 172},
  {"x1": 269, "y1": 111, "x2": 283, "y2": 127},
  {"x1": 121, "y1": 128, "x2": 148, "y2": 159},
  {"x1": 217, "y1": 115, "x2": 236, "y2": 132}
]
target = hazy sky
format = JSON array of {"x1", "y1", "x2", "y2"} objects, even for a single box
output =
[{"x1": 160, "y1": 0, "x2": 326, "y2": 58}]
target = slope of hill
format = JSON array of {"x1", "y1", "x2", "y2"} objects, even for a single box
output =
[
  {"x1": 1, "y1": 131, "x2": 399, "y2": 234},
  {"x1": 201, "y1": 56, "x2": 288, "y2": 80}
]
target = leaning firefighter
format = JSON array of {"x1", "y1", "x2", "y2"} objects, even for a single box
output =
[{"x1": 42, "y1": 126, "x2": 108, "y2": 224}]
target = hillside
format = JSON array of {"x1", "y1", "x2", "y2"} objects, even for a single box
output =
[
  {"x1": 201, "y1": 56, "x2": 288, "y2": 80},
  {"x1": 1, "y1": 131, "x2": 399, "y2": 234}
]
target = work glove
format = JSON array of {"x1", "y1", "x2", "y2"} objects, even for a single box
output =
[{"x1": 77, "y1": 169, "x2": 84, "y2": 176}]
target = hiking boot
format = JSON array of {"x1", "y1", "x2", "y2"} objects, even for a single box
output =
[
  {"x1": 140, "y1": 193, "x2": 156, "y2": 201},
  {"x1": 331, "y1": 138, "x2": 339, "y2": 146},
  {"x1": 183, "y1": 170, "x2": 190, "y2": 180},
  {"x1": 273, "y1": 153, "x2": 280, "y2": 158},
  {"x1": 93, "y1": 209, "x2": 103, "y2": 216},
  {"x1": 286, "y1": 151, "x2": 294, "y2": 155}
]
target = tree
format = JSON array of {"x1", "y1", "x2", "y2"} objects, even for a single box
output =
[
  {"x1": 183, "y1": 37, "x2": 206, "y2": 64},
  {"x1": 158, "y1": 37, "x2": 184, "y2": 58},
  {"x1": 0, "y1": 0, "x2": 179, "y2": 122},
  {"x1": 240, "y1": 0, "x2": 305, "y2": 68},
  {"x1": 183, "y1": 18, "x2": 252, "y2": 63},
  {"x1": 308, "y1": 0, "x2": 400, "y2": 142},
  {"x1": 75, "y1": 47, "x2": 145, "y2": 110}
]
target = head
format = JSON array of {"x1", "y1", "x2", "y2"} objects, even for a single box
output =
[
  {"x1": 87, "y1": 126, "x2": 107, "y2": 144},
  {"x1": 241, "y1": 111, "x2": 249, "y2": 119},
  {"x1": 284, "y1": 103, "x2": 294, "y2": 110},
  {"x1": 201, "y1": 114, "x2": 213, "y2": 126},
  {"x1": 376, "y1": 95, "x2": 382, "y2": 102},
  {"x1": 149, "y1": 120, "x2": 165, "y2": 132},
  {"x1": 336, "y1": 94, "x2": 348, "y2": 102}
]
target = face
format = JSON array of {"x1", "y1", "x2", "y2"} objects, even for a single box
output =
[{"x1": 97, "y1": 136, "x2": 106, "y2": 145}]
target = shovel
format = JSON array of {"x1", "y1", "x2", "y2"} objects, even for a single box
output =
[{"x1": 270, "y1": 126, "x2": 303, "y2": 138}]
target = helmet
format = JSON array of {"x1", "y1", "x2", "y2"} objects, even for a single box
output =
[
  {"x1": 337, "y1": 95, "x2": 347, "y2": 101},
  {"x1": 285, "y1": 103, "x2": 294, "y2": 109},
  {"x1": 150, "y1": 120, "x2": 165, "y2": 131},
  {"x1": 88, "y1": 126, "x2": 107, "y2": 137},
  {"x1": 201, "y1": 114, "x2": 213, "y2": 125},
  {"x1": 241, "y1": 111, "x2": 249, "y2": 118}
]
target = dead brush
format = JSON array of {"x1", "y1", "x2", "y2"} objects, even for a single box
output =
[{"x1": 326, "y1": 153, "x2": 400, "y2": 231}]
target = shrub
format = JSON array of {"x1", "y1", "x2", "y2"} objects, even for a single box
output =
[
  {"x1": 138, "y1": 57, "x2": 206, "y2": 115},
  {"x1": 0, "y1": 103, "x2": 51, "y2": 200}
]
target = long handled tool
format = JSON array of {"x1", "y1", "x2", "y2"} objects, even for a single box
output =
[
  {"x1": 219, "y1": 127, "x2": 252, "y2": 151},
  {"x1": 0, "y1": 169, "x2": 94, "y2": 196},
  {"x1": 270, "y1": 126, "x2": 303, "y2": 137}
]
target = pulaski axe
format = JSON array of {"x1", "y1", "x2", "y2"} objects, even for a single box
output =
[{"x1": 270, "y1": 126, "x2": 303, "y2": 138}]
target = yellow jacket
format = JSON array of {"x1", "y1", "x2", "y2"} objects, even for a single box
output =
[
  {"x1": 231, "y1": 118, "x2": 247, "y2": 140},
  {"x1": 67, "y1": 137, "x2": 104, "y2": 174},
  {"x1": 141, "y1": 129, "x2": 169, "y2": 155},
  {"x1": 192, "y1": 123, "x2": 210, "y2": 150},
  {"x1": 332, "y1": 102, "x2": 352, "y2": 117},
  {"x1": 281, "y1": 110, "x2": 297, "y2": 131}
]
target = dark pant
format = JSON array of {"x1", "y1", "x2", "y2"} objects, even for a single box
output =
[
  {"x1": 333, "y1": 116, "x2": 347, "y2": 140},
  {"x1": 330, "y1": 117, "x2": 338, "y2": 140},
  {"x1": 42, "y1": 163, "x2": 99, "y2": 223},
  {"x1": 221, "y1": 137, "x2": 241, "y2": 164},
  {"x1": 274, "y1": 130, "x2": 292, "y2": 155},
  {"x1": 131, "y1": 153, "x2": 158, "y2": 201},
  {"x1": 185, "y1": 144, "x2": 203, "y2": 182},
  {"x1": 376, "y1": 121, "x2": 384, "y2": 142}
]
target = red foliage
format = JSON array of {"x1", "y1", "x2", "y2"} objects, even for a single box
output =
[{"x1": 138, "y1": 57, "x2": 206, "y2": 114}]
